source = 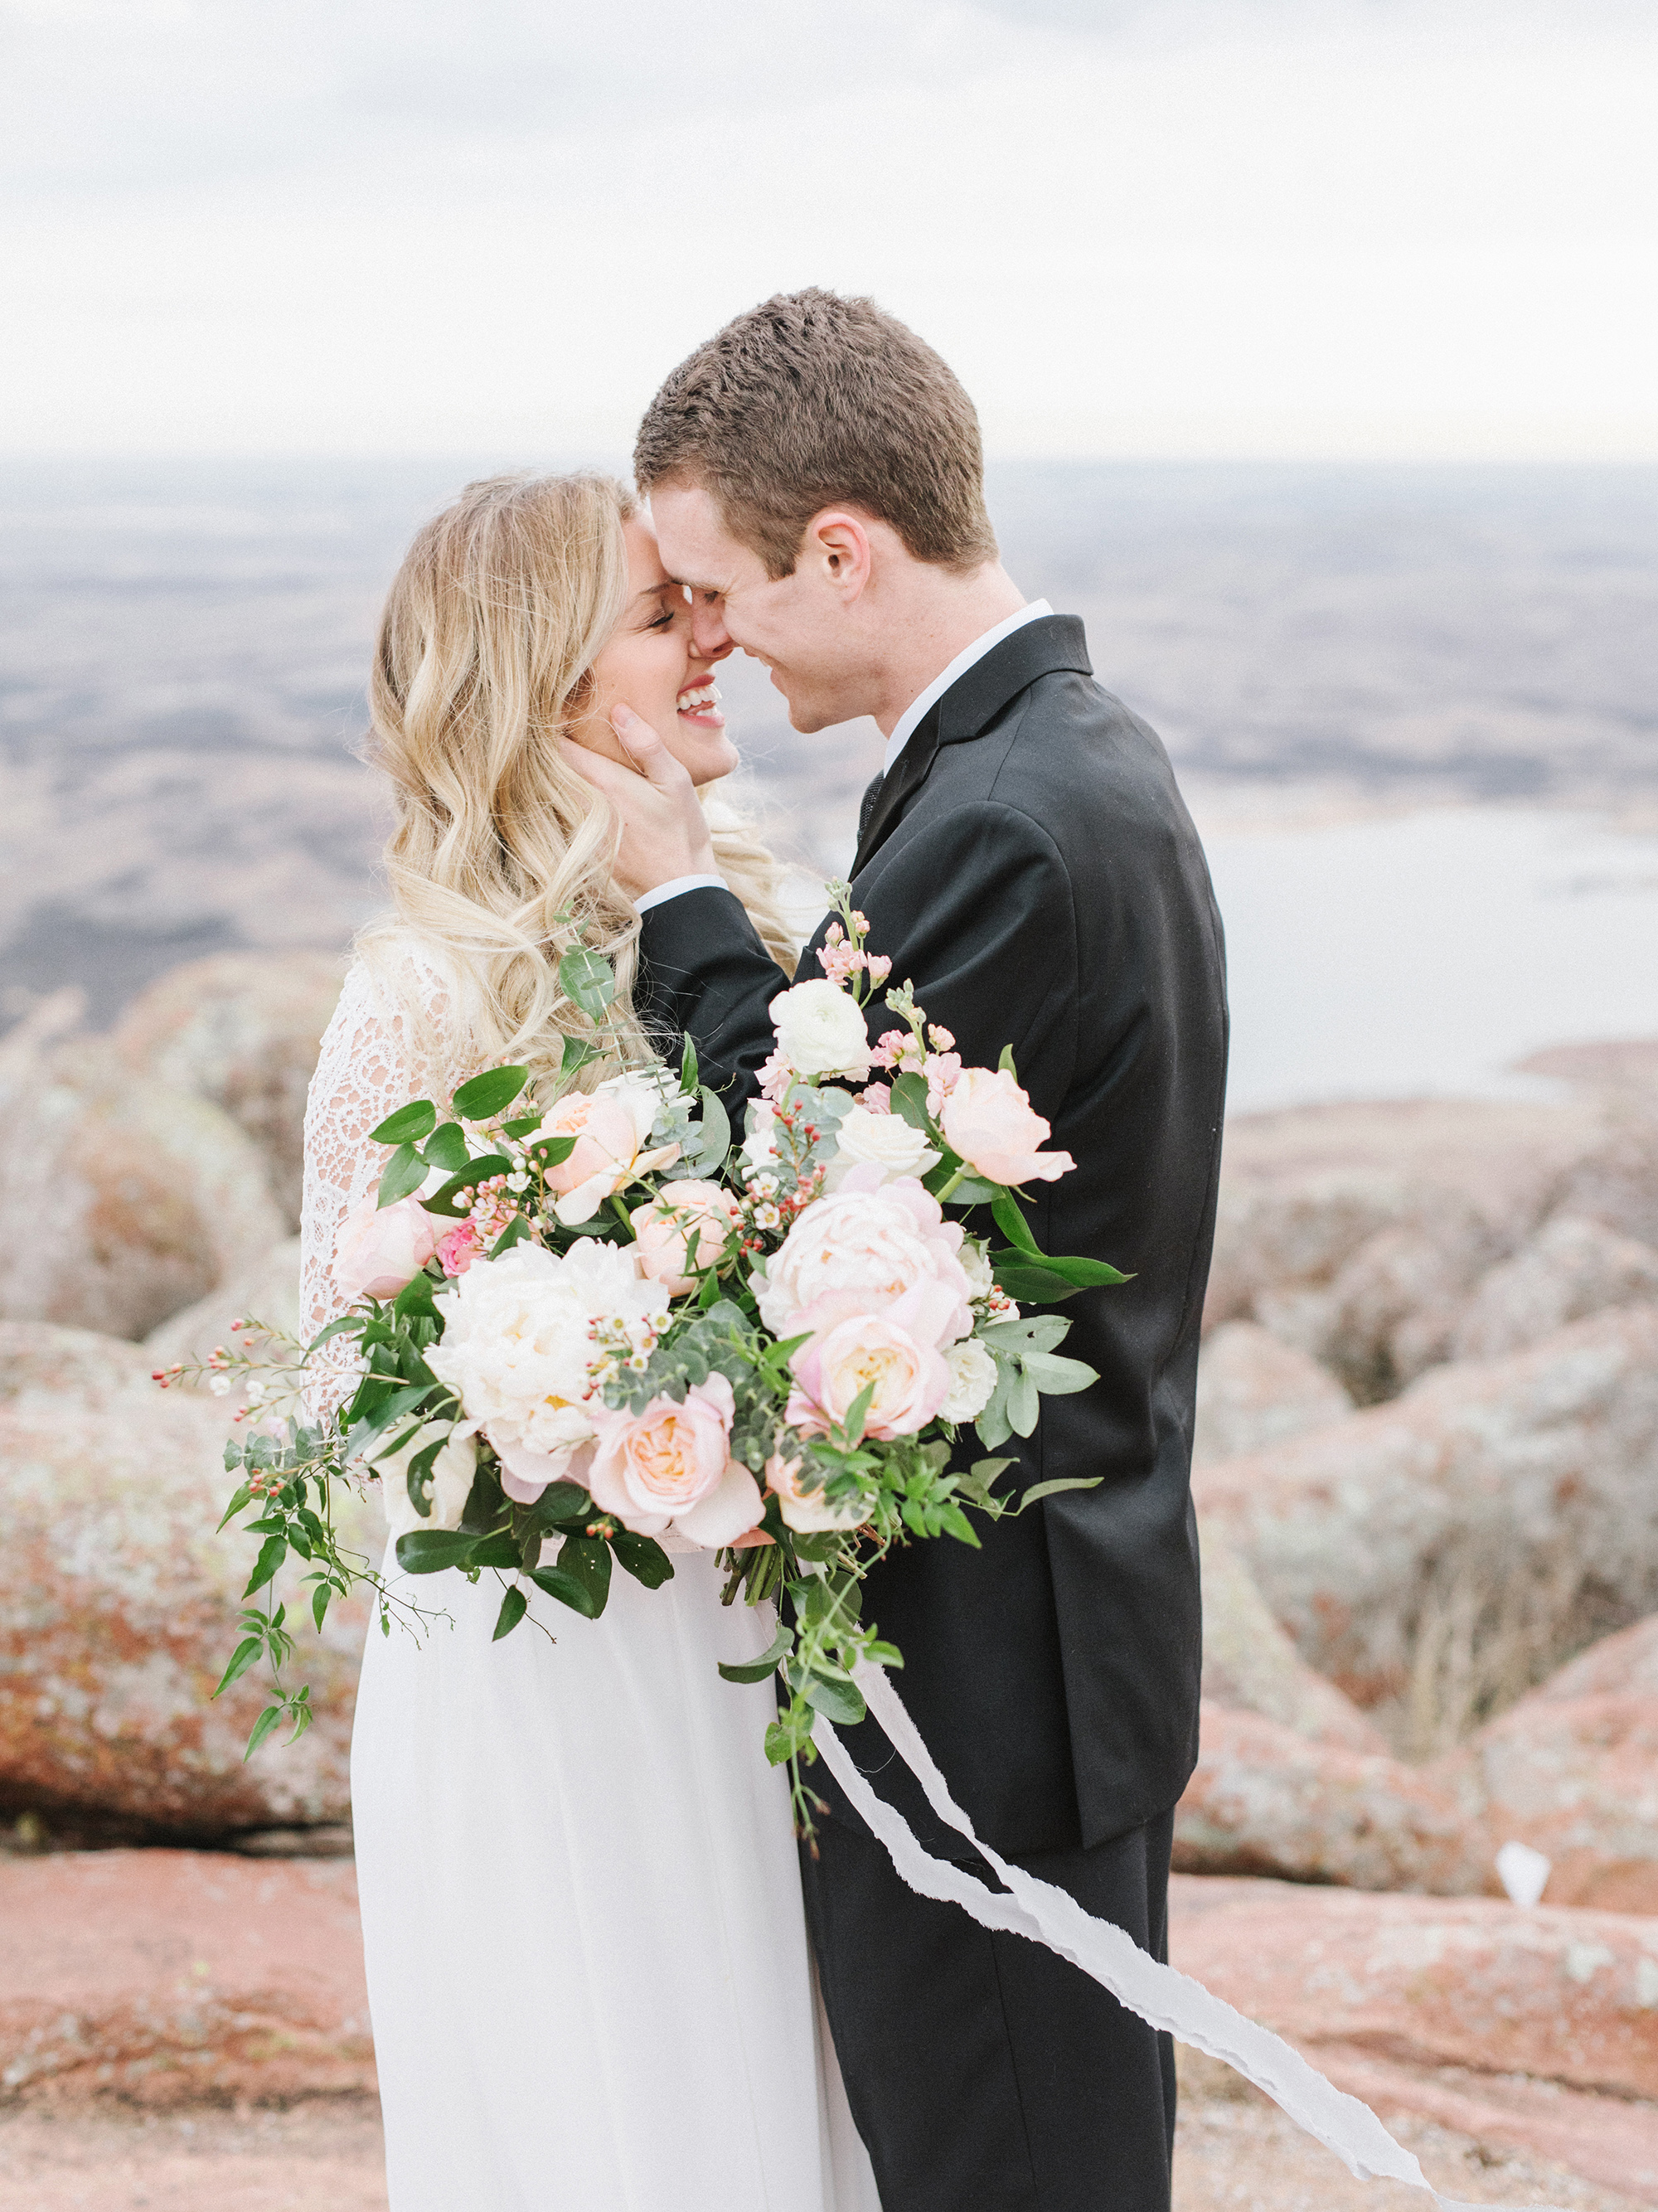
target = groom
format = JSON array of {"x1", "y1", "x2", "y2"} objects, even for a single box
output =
[{"x1": 588, "y1": 290, "x2": 1228, "y2": 2211}]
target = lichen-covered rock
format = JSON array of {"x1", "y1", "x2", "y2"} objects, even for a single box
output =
[
  {"x1": 144, "y1": 1237, "x2": 303, "y2": 1380},
  {"x1": 1198, "y1": 1526, "x2": 1383, "y2": 1752},
  {"x1": 1553, "y1": 1116, "x2": 1658, "y2": 1252},
  {"x1": 114, "y1": 951, "x2": 345, "y2": 1228},
  {"x1": 1453, "y1": 1213, "x2": 1658, "y2": 1363},
  {"x1": 0, "y1": 1321, "x2": 156, "y2": 1410},
  {"x1": 0, "y1": 1007, "x2": 285, "y2": 1341},
  {"x1": 1468, "y1": 1616, "x2": 1658, "y2": 1914},
  {"x1": 1173, "y1": 1704, "x2": 1489, "y2": 1890},
  {"x1": 1205, "y1": 1097, "x2": 1604, "y2": 1341},
  {"x1": 1192, "y1": 1303, "x2": 1658, "y2": 1710},
  {"x1": 1170, "y1": 1876, "x2": 1658, "y2": 2194},
  {"x1": 0, "y1": 1850, "x2": 373, "y2": 2105},
  {"x1": 1193, "y1": 1322, "x2": 1351, "y2": 1464},
  {"x1": 1309, "y1": 1211, "x2": 1497, "y2": 1400},
  {"x1": 0, "y1": 1387, "x2": 366, "y2": 1832}
]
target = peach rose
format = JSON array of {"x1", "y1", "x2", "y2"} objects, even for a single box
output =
[
  {"x1": 586, "y1": 1372, "x2": 762, "y2": 1545},
  {"x1": 630, "y1": 1180, "x2": 741, "y2": 1296},
  {"x1": 940, "y1": 1067, "x2": 1075, "y2": 1186},
  {"x1": 756, "y1": 1169, "x2": 972, "y2": 1351},
  {"x1": 334, "y1": 1194, "x2": 444, "y2": 1302},
  {"x1": 764, "y1": 1449, "x2": 869, "y2": 1535},
  {"x1": 437, "y1": 1221, "x2": 482, "y2": 1277},
  {"x1": 786, "y1": 1314, "x2": 950, "y2": 1442},
  {"x1": 536, "y1": 1076, "x2": 681, "y2": 1228}
]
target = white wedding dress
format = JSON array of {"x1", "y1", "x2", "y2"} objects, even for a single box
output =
[{"x1": 302, "y1": 946, "x2": 880, "y2": 2212}]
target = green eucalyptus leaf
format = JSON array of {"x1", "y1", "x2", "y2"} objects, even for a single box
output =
[
  {"x1": 1006, "y1": 1365, "x2": 1042, "y2": 1437},
  {"x1": 1018, "y1": 1476, "x2": 1105, "y2": 1507},
  {"x1": 453, "y1": 1065, "x2": 531, "y2": 1120},
  {"x1": 609, "y1": 1529, "x2": 675, "y2": 1588},
  {"x1": 888, "y1": 1071, "x2": 932, "y2": 1133},
  {"x1": 212, "y1": 1635, "x2": 264, "y2": 1700},
  {"x1": 717, "y1": 1620, "x2": 794, "y2": 1684},
  {"x1": 422, "y1": 1122, "x2": 471, "y2": 1173},
  {"x1": 559, "y1": 945, "x2": 617, "y2": 1020},
  {"x1": 1022, "y1": 1351, "x2": 1098, "y2": 1394},
  {"x1": 557, "y1": 1534, "x2": 613, "y2": 1617},
  {"x1": 394, "y1": 1528, "x2": 478, "y2": 1574},
  {"x1": 527, "y1": 1563, "x2": 602, "y2": 1618},
  {"x1": 377, "y1": 1144, "x2": 429, "y2": 1207},
  {"x1": 493, "y1": 1584, "x2": 530, "y2": 1641},
  {"x1": 368, "y1": 1099, "x2": 438, "y2": 1146}
]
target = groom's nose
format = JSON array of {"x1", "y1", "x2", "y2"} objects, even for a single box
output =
[{"x1": 690, "y1": 598, "x2": 735, "y2": 664}]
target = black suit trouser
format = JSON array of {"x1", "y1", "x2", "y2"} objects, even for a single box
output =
[{"x1": 802, "y1": 1808, "x2": 1177, "y2": 2212}]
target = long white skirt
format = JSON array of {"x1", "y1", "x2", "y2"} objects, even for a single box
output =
[{"x1": 351, "y1": 1543, "x2": 881, "y2": 2212}]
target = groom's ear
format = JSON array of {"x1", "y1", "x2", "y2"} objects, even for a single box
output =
[{"x1": 802, "y1": 509, "x2": 873, "y2": 604}]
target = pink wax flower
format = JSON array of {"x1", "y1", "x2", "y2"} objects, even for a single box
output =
[
  {"x1": 940, "y1": 1067, "x2": 1076, "y2": 1186},
  {"x1": 334, "y1": 1194, "x2": 444, "y2": 1303}
]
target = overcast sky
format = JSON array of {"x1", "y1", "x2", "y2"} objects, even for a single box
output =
[{"x1": 2, "y1": 0, "x2": 1654, "y2": 461}]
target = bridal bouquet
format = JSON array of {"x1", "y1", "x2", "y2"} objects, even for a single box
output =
[{"x1": 189, "y1": 890, "x2": 1124, "y2": 1819}]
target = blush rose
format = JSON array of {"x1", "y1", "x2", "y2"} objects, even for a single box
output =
[
  {"x1": 787, "y1": 1314, "x2": 950, "y2": 1442},
  {"x1": 940, "y1": 1067, "x2": 1075, "y2": 1186},
  {"x1": 334, "y1": 1194, "x2": 444, "y2": 1303},
  {"x1": 586, "y1": 1372, "x2": 762, "y2": 1546},
  {"x1": 629, "y1": 1180, "x2": 741, "y2": 1296}
]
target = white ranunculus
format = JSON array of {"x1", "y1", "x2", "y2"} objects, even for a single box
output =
[
  {"x1": 768, "y1": 979, "x2": 873, "y2": 1079},
  {"x1": 372, "y1": 1420, "x2": 478, "y2": 1539},
  {"x1": 824, "y1": 1104, "x2": 941, "y2": 1191},
  {"x1": 425, "y1": 1240, "x2": 670, "y2": 1487},
  {"x1": 942, "y1": 1337, "x2": 999, "y2": 1423},
  {"x1": 959, "y1": 1239, "x2": 995, "y2": 1300}
]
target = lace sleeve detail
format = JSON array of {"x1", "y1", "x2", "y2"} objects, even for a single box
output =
[{"x1": 299, "y1": 958, "x2": 444, "y2": 1422}]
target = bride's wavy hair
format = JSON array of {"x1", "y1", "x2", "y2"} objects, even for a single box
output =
[{"x1": 360, "y1": 471, "x2": 795, "y2": 1098}]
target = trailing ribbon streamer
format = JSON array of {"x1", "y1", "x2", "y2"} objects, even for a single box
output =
[{"x1": 815, "y1": 1661, "x2": 1563, "y2": 2212}]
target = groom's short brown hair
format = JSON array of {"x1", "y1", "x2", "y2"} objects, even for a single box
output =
[{"x1": 633, "y1": 289, "x2": 997, "y2": 580}]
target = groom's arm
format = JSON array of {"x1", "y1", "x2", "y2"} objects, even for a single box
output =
[
  {"x1": 638, "y1": 886, "x2": 794, "y2": 1104},
  {"x1": 640, "y1": 801, "x2": 1079, "y2": 1119}
]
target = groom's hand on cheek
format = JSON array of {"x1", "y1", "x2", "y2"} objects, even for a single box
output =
[{"x1": 565, "y1": 704, "x2": 717, "y2": 900}]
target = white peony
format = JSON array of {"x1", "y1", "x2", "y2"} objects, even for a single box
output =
[
  {"x1": 823, "y1": 1104, "x2": 941, "y2": 1191},
  {"x1": 371, "y1": 1420, "x2": 478, "y2": 1539},
  {"x1": 755, "y1": 1177, "x2": 973, "y2": 1352},
  {"x1": 941, "y1": 1337, "x2": 999, "y2": 1423},
  {"x1": 768, "y1": 979, "x2": 872, "y2": 1079},
  {"x1": 959, "y1": 1239, "x2": 995, "y2": 1299},
  {"x1": 426, "y1": 1240, "x2": 669, "y2": 1496}
]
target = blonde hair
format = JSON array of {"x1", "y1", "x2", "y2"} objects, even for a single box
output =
[{"x1": 360, "y1": 471, "x2": 795, "y2": 1098}]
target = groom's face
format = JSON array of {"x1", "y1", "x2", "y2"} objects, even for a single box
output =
[{"x1": 650, "y1": 482, "x2": 868, "y2": 735}]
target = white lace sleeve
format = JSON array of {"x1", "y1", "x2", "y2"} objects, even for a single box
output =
[{"x1": 299, "y1": 958, "x2": 445, "y2": 1423}]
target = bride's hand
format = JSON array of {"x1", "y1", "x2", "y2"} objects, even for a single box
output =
[{"x1": 567, "y1": 704, "x2": 718, "y2": 900}]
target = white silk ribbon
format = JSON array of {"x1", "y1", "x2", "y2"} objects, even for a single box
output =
[{"x1": 815, "y1": 1662, "x2": 1563, "y2": 2212}]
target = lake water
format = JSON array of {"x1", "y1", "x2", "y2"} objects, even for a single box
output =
[{"x1": 2, "y1": 457, "x2": 1654, "y2": 1104}]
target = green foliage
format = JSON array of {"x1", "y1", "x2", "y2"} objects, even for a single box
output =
[
  {"x1": 368, "y1": 1100, "x2": 438, "y2": 1145},
  {"x1": 559, "y1": 945, "x2": 616, "y2": 1020},
  {"x1": 377, "y1": 1142, "x2": 430, "y2": 1206},
  {"x1": 453, "y1": 1065, "x2": 531, "y2": 1119}
]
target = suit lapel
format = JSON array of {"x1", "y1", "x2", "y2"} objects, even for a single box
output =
[
  {"x1": 850, "y1": 705, "x2": 942, "y2": 880},
  {"x1": 850, "y1": 615, "x2": 1093, "y2": 879}
]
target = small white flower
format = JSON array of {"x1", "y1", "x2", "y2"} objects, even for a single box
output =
[
  {"x1": 942, "y1": 1338, "x2": 998, "y2": 1422},
  {"x1": 823, "y1": 1104, "x2": 941, "y2": 1191},
  {"x1": 960, "y1": 1239, "x2": 995, "y2": 1299},
  {"x1": 372, "y1": 1421, "x2": 479, "y2": 1539},
  {"x1": 768, "y1": 979, "x2": 872, "y2": 1079}
]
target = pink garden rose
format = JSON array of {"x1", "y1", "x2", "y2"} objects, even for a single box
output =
[
  {"x1": 755, "y1": 1169, "x2": 972, "y2": 1351},
  {"x1": 536, "y1": 1077, "x2": 680, "y2": 1228},
  {"x1": 334, "y1": 1194, "x2": 444, "y2": 1302},
  {"x1": 940, "y1": 1067, "x2": 1075, "y2": 1186},
  {"x1": 786, "y1": 1314, "x2": 950, "y2": 1442},
  {"x1": 630, "y1": 1180, "x2": 741, "y2": 1297},
  {"x1": 764, "y1": 1449, "x2": 870, "y2": 1535},
  {"x1": 586, "y1": 1372, "x2": 762, "y2": 1545}
]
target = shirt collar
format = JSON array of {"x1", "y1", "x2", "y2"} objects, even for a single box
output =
[{"x1": 880, "y1": 599, "x2": 1054, "y2": 779}]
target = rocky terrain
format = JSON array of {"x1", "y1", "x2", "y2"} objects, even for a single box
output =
[{"x1": 2, "y1": 950, "x2": 1657, "y2": 2197}]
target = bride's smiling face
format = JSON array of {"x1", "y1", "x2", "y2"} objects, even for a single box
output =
[{"x1": 570, "y1": 517, "x2": 738, "y2": 787}]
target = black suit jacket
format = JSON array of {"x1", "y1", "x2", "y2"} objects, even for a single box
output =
[{"x1": 639, "y1": 616, "x2": 1229, "y2": 1857}]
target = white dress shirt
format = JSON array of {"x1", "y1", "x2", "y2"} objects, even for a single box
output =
[{"x1": 633, "y1": 599, "x2": 1054, "y2": 916}]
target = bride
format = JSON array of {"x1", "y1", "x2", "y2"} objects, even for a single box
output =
[{"x1": 300, "y1": 472, "x2": 879, "y2": 2211}]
